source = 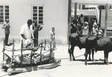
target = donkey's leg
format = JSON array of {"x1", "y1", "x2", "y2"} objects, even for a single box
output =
[
  {"x1": 104, "y1": 50, "x2": 109, "y2": 64},
  {"x1": 91, "y1": 49, "x2": 94, "y2": 61},
  {"x1": 68, "y1": 44, "x2": 72, "y2": 61},
  {"x1": 88, "y1": 49, "x2": 95, "y2": 61},
  {"x1": 85, "y1": 48, "x2": 89, "y2": 65},
  {"x1": 68, "y1": 49, "x2": 72, "y2": 61},
  {"x1": 88, "y1": 50, "x2": 91, "y2": 61},
  {"x1": 72, "y1": 50, "x2": 75, "y2": 61},
  {"x1": 71, "y1": 45, "x2": 75, "y2": 61}
]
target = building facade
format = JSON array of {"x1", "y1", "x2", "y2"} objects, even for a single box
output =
[
  {"x1": 0, "y1": 0, "x2": 68, "y2": 44},
  {"x1": 0, "y1": 0, "x2": 112, "y2": 44}
]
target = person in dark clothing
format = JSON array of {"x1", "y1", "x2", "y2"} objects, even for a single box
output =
[
  {"x1": 33, "y1": 21, "x2": 43, "y2": 47},
  {"x1": 71, "y1": 19, "x2": 77, "y2": 34},
  {"x1": 78, "y1": 14, "x2": 85, "y2": 27},
  {"x1": 89, "y1": 19, "x2": 95, "y2": 34},
  {"x1": 2, "y1": 19, "x2": 10, "y2": 46}
]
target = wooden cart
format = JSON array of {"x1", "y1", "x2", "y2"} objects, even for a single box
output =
[{"x1": 1, "y1": 40, "x2": 61, "y2": 75}]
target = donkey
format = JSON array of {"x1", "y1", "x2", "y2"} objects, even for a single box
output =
[
  {"x1": 68, "y1": 32, "x2": 94, "y2": 61},
  {"x1": 85, "y1": 35, "x2": 112, "y2": 65}
]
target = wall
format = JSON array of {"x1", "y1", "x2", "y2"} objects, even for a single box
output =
[
  {"x1": 40, "y1": 0, "x2": 68, "y2": 44},
  {"x1": 0, "y1": 0, "x2": 68, "y2": 44},
  {"x1": 101, "y1": 9, "x2": 112, "y2": 30}
]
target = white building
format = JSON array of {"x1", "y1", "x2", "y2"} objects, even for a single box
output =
[{"x1": 0, "y1": 0, "x2": 68, "y2": 44}]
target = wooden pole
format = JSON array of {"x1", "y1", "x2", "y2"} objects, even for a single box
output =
[
  {"x1": 30, "y1": 43, "x2": 33, "y2": 66},
  {"x1": 2, "y1": 40, "x2": 5, "y2": 61},
  {"x1": 11, "y1": 39, "x2": 15, "y2": 67},
  {"x1": 68, "y1": 0, "x2": 71, "y2": 50},
  {"x1": 44, "y1": 39, "x2": 46, "y2": 50},
  {"x1": 21, "y1": 40, "x2": 23, "y2": 67},
  {"x1": 68, "y1": 0, "x2": 71, "y2": 39},
  {"x1": 74, "y1": 3, "x2": 77, "y2": 20},
  {"x1": 49, "y1": 41, "x2": 52, "y2": 62},
  {"x1": 99, "y1": 7, "x2": 101, "y2": 27},
  {"x1": 104, "y1": 4, "x2": 108, "y2": 37},
  {"x1": 40, "y1": 42, "x2": 43, "y2": 65}
]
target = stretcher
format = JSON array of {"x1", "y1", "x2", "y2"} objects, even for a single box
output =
[{"x1": 1, "y1": 40, "x2": 61, "y2": 75}]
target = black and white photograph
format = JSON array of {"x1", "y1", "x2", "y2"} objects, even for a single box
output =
[{"x1": 0, "y1": 0, "x2": 112, "y2": 77}]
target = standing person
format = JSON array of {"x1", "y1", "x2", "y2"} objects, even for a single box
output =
[
  {"x1": 2, "y1": 19, "x2": 10, "y2": 46},
  {"x1": 78, "y1": 14, "x2": 85, "y2": 26},
  {"x1": 89, "y1": 19, "x2": 94, "y2": 34},
  {"x1": 71, "y1": 19, "x2": 77, "y2": 34},
  {"x1": 20, "y1": 19, "x2": 34, "y2": 48},
  {"x1": 33, "y1": 21, "x2": 43, "y2": 47},
  {"x1": 50, "y1": 27, "x2": 56, "y2": 50}
]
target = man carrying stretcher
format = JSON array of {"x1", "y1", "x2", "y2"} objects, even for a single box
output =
[{"x1": 20, "y1": 19, "x2": 38, "y2": 50}]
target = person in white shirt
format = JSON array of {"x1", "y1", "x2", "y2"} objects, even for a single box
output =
[
  {"x1": 92, "y1": 20, "x2": 99, "y2": 35},
  {"x1": 93, "y1": 20, "x2": 97, "y2": 27},
  {"x1": 82, "y1": 22, "x2": 89, "y2": 35},
  {"x1": 20, "y1": 19, "x2": 34, "y2": 48}
]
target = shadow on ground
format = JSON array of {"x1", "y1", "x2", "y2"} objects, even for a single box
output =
[{"x1": 71, "y1": 59, "x2": 112, "y2": 65}]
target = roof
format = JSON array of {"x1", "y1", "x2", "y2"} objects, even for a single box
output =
[{"x1": 72, "y1": 0, "x2": 112, "y2": 5}]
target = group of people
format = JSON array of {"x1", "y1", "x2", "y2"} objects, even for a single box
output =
[
  {"x1": 2, "y1": 19, "x2": 43, "y2": 49},
  {"x1": 2, "y1": 18, "x2": 56, "y2": 50},
  {"x1": 71, "y1": 14, "x2": 103, "y2": 37}
]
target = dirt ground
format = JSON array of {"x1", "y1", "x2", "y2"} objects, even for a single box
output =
[{"x1": 0, "y1": 43, "x2": 112, "y2": 77}]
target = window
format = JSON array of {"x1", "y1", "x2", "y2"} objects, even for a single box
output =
[
  {"x1": 0, "y1": 5, "x2": 9, "y2": 24},
  {"x1": 0, "y1": 6, "x2": 3, "y2": 23},
  {"x1": 5, "y1": 6, "x2": 9, "y2": 20},
  {"x1": 32, "y1": 5, "x2": 43, "y2": 25}
]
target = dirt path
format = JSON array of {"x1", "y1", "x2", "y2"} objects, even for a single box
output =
[{"x1": 0, "y1": 44, "x2": 112, "y2": 77}]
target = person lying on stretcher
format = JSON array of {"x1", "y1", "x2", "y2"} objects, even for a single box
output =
[{"x1": 20, "y1": 19, "x2": 38, "y2": 51}]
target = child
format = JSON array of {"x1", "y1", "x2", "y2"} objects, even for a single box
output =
[{"x1": 50, "y1": 27, "x2": 56, "y2": 50}]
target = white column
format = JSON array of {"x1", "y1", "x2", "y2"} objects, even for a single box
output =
[{"x1": 104, "y1": 4, "x2": 108, "y2": 37}]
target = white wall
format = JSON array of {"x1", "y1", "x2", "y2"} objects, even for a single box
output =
[
  {"x1": 41, "y1": 0, "x2": 68, "y2": 44},
  {"x1": 0, "y1": 0, "x2": 68, "y2": 44}
]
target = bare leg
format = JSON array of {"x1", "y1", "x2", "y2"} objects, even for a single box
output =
[
  {"x1": 71, "y1": 45, "x2": 75, "y2": 61},
  {"x1": 68, "y1": 49, "x2": 72, "y2": 61},
  {"x1": 68, "y1": 44, "x2": 75, "y2": 61}
]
